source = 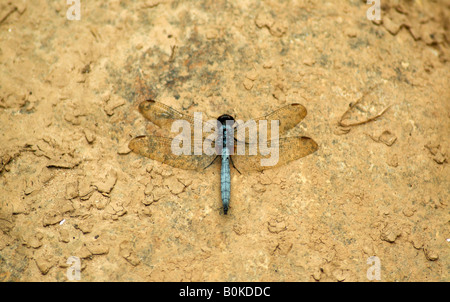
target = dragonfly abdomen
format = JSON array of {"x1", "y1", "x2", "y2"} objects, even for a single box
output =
[
  {"x1": 220, "y1": 124, "x2": 232, "y2": 215},
  {"x1": 221, "y1": 154, "x2": 231, "y2": 215}
]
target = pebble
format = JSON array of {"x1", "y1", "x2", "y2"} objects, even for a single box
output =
[
  {"x1": 255, "y1": 13, "x2": 274, "y2": 29},
  {"x1": 267, "y1": 218, "x2": 287, "y2": 234},
  {"x1": 333, "y1": 269, "x2": 346, "y2": 282},
  {"x1": 86, "y1": 242, "x2": 109, "y2": 255},
  {"x1": 117, "y1": 143, "x2": 131, "y2": 155},
  {"x1": 380, "y1": 224, "x2": 401, "y2": 243},
  {"x1": 312, "y1": 269, "x2": 321, "y2": 281},
  {"x1": 378, "y1": 130, "x2": 397, "y2": 146},
  {"x1": 83, "y1": 129, "x2": 96, "y2": 144},
  {"x1": 144, "y1": 183, "x2": 154, "y2": 196},
  {"x1": 93, "y1": 169, "x2": 117, "y2": 194},
  {"x1": 383, "y1": 17, "x2": 401, "y2": 35},
  {"x1": 89, "y1": 191, "x2": 109, "y2": 210},
  {"x1": 104, "y1": 96, "x2": 125, "y2": 116},
  {"x1": 35, "y1": 258, "x2": 54, "y2": 275},
  {"x1": 424, "y1": 247, "x2": 439, "y2": 261},
  {"x1": 75, "y1": 220, "x2": 94, "y2": 234},
  {"x1": 387, "y1": 154, "x2": 399, "y2": 168},
  {"x1": 59, "y1": 229, "x2": 70, "y2": 243},
  {"x1": 42, "y1": 210, "x2": 63, "y2": 227},
  {"x1": 65, "y1": 181, "x2": 79, "y2": 199},
  {"x1": 119, "y1": 241, "x2": 140, "y2": 266},
  {"x1": 164, "y1": 177, "x2": 185, "y2": 195},
  {"x1": 345, "y1": 28, "x2": 357, "y2": 38},
  {"x1": 269, "y1": 21, "x2": 287, "y2": 37},
  {"x1": 243, "y1": 78, "x2": 254, "y2": 90}
]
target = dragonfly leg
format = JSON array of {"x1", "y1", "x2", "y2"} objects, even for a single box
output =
[
  {"x1": 229, "y1": 156, "x2": 241, "y2": 174},
  {"x1": 204, "y1": 155, "x2": 219, "y2": 170}
]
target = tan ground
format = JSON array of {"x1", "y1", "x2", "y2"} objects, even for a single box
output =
[{"x1": 0, "y1": 0, "x2": 449, "y2": 282}]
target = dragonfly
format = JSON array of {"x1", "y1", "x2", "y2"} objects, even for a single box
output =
[{"x1": 128, "y1": 99, "x2": 318, "y2": 215}]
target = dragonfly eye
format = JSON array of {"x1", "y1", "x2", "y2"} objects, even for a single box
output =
[{"x1": 217, "y1": 114, "x2": 235, "y2": 125}]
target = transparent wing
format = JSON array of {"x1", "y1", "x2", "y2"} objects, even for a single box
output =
[
  {"x1": 233, "y1": 103, "x2": 307, "y2": 142},
  {"x1": 138, "y1": 99, "x2": 217, "y2": 140},
  {"x1": 231, "y1": 136, "x2": 318, "y2": 172},
  {"x1": 128, "y1": 136, "x2": 217, "y2": 171}
]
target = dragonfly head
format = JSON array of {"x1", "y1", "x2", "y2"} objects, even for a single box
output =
[{"x1": 217, "y1": 114, "x2": 235, "y2": 126}]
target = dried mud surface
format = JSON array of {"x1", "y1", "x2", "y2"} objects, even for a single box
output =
[{"x1": 0, "y1": 0, "x2": 449, "y2": 281}]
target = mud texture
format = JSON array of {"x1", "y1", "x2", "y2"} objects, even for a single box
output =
[{"x1": 0, "y1": 0, "x2": 449, "y2": 281}]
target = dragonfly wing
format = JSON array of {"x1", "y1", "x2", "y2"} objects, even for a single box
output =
[
  {"x1": 234, "y1": 103, "x2": 308, "y2": 142},
  {"x1": 128, "y1": 135, "x2": 217, "y2": 171},
  {"x1": 138, "y1": 99, "x2": 218, "y2": 139},
  {"x1": 231, "y1": 136, "x2": 318, "y2": 172}
]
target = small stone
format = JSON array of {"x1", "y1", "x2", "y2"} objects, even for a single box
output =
[
  {"x1": 258, "y1": 174, "x2": 272, "y2": 185},
  {"x1": 380, "y1": 224, "x2": 401, "y2": 243},
  {"x1": 65, "y1": 181, "x2": 79, "y2": 199},
  {"x1": 411, "y1": 235, "x2": 423, "y2": 250},
  {"x1": 152, "y1": 187, "x2": 168, "y2": 201},
  {"x1": 433, "y1": 152, "x2": 446, "y2": 165},
  {"x1": 267, "y1": 219, "x2": 287, "y2": 234},
  {"x1": 57, "y1": 199, "x2": 74, "y2": 214},
  {"x1": 83, "y1": 129, "x2": 96, "y2": 144},
  {"x1": 245, "y1": 69, "x2": 258, "y2": 81},
  {"x1": 77, "y1": 245, "x2": 93, "y2": 259},
  {"x1": 269, "y1": 20, "x2": 287, "y2": 37},
  {"x1": 142, "y1": 195, "x2": 154, "y2": 206},
  {"x1": 378, "y1": 130, "x2": 397, "y2": 146},
  {"x1": 142, "y1": 0, "x2": 161, "y2": 8},
  {"x1": 252, "y1": 183, "x2": 266, "y2": 193},
  {"x1": 383, "y1": 17, "x2": 401, "y2": 35},
  {"x1": 164, "y1": 177, "x2": 185, "y2": 195},
  {"x1": 117, "y1": 143, "x2": 131, "y2": 155},
  {"x1": 104, "y1": 96, "x2": 125, "y2": 116},
  {"x1": 89, "y1": 191, "x2": 109, "y2": 210},
  {"x1": 408, "y1": 26, "x2": 421, "y2": 41},
  {"x1": 205, "y1": 28, "x2": 218, "y2": 40},
  {"x1": 75, "y1": 220, "x2": 94, "y2": 234},
  {"x1": 312, "y1": 269, "x2": 321, "y2": 281},
  {"x1": 263, "y1": 61, "x2": 273, "y2": 69},
  {"x1": 387, "y1": 154, "x2": 398, "y2": 167},
  {"x1": 35, "y1": 258, "x2": 54, "y2": 275},
  {"x1": 424, "y1": 247, "x2": 439, "y2": 261},
  {"x1": 255, "y1": 13, "x2": 274, "y2": 29},
  {"x1": 23, "y1": 233, "x2": 43, "y2": 249},
  {"x1": 333, "y1": 269, "x2": 346, "y2": 282},
  {"x1": 46, "y1": 154, "x2": 80, "y2": 169},
  {"x1": 93, "y1": 169, "x2": 117, "y2": 194},
  {"x1": 140, "y1": 207, "x2": 152, "y2": 217},
  {"x1": 302, "y1": 57, "x2": 316, "y2": 66},
  {"x1": 38, "y1": 168, "x2": 55, "y2": 184},
  {"x1": 243, "y1": 78, "x2": 254, "y2": 90},
  {"x1": 144, "y1": 183, "x2": 154, "y2": 196},
  {"x1": 119, "y1": 241, "x2": 140, "y2": 266},
  {"x1": 43, "y1": 210, "x2": 63, "y2": 227},
  {"x1": 59, "y1": 229, "x2": 70, "y2": 243},
  {"x1": 86, "y1": 242, "x2": 109, "y2": 255},
  {"x1": 402, "y1": 206, "x2": 415, "y2": 217},
  {"x1": 345, "y1": 28, "x2": 357, "y2": 38}
]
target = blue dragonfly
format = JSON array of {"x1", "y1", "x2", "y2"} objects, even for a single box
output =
[{"x1": 128, "y1": 99, "x2": 318, "y2": 215}]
